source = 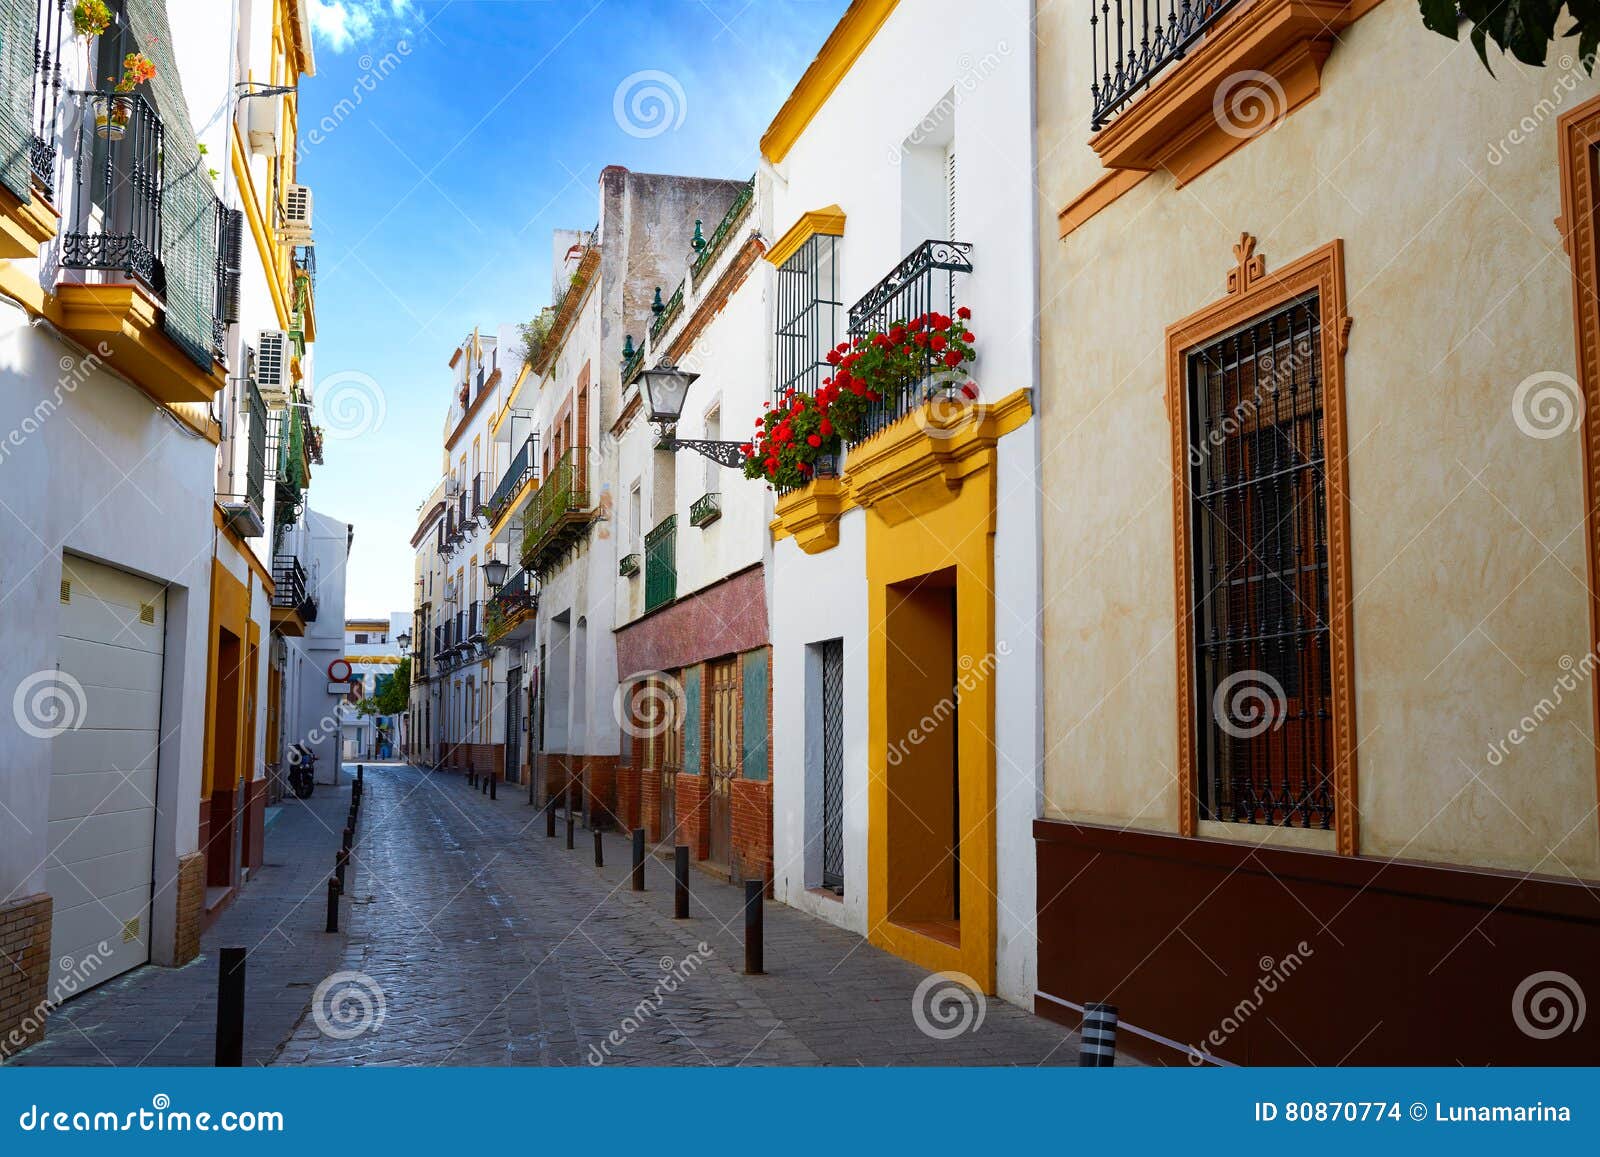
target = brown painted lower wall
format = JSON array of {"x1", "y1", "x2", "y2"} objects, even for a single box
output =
[
  {"x1": 243, "y1": 779, "x2": 267, "y2": 876},
  {"x1": 1034, "y1": 819, "x2": 1600, "y2": 1065},
  {"x1": 173, "y1": 852, "x2": 206, "y2": 967},
  {"x1": 0, "y1": 893, "x2": 52, "y2": 1059},
  {"x1": 583, "y1": 756, "x2": 618, "y2": 829},
  {"x1": 731, "y1": 779, "x2": 772, "y2": 890},
  {"x1": 614, "y1": 765, "x2": 642, "y2": 831},
  {"x1": 675, "y1": 774, "x2": 709, "y2": 861}
]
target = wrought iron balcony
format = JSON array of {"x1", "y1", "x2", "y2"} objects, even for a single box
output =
[
  {"x1": 61, "y1": 92, "x2": 166, "y2": 295},
  {"x1": 292, "y1": 244, "x2": 316, "y2": 293},
  {"x1": 689, "y1": 492, "x2": 721, "y2": 528},
  {"x1": 644, "y1": 515, "x2": 677, "y2": 613},
  {"x1": 844, "y1": 239, "x2": 973, "y2": 446},
  {"x1": 219, "y1": 379, "x2": 268, "y2": 538},
  {"x1": 690, "y1": 175, "x2": 755, "y2": 281},
  {"x1": 29, "y1": 0, "x2": 66, "y2": 201},
  {"x1": 486, "y1": 569, "x2": 536, "y2": 646},
  {"x1": 650, "y1": 280, "x2": 684, "y2": 344},
  {"x1": 271, "y1": 555, "x2": 318, "y2": 622},
  {"x1": 1089, "y1": 0, "x2": 1242, "y2": 130},
  {"x1": 467, "y1": 600, "x2": 484, "y2": 645},
  {"x1": 520, "y1": 447, "x2": 592, "y2": 575},
  {"x1": 619, "y1": 553, "x2": 640, "y2": 578},
  {"x1": 488, "y1": 433, "x2": 539, "y2": 524},
  {"x1": 469, "y1": 471, "x2": 488, "y2": 522}
]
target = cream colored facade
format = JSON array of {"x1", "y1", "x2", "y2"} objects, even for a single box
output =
[{"x1": 1037, "y1": 0, "x2": 1600, "y2": 877}]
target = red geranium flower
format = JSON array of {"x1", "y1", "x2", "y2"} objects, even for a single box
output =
[
  {"x1": 807, "y1": 434, "x2": 822, "y2": 448},
  {"x1": 961, "y1": 331, "x2": 974, "y2": 343},
  {"x1": 943, "y1": 349, "x2": 962, "y2": 367},
  {"x1": 956, "y1": 306, "x2": 971, "y2": 319},
  {"x1": 930, "y1": 334, "x2": 947, "y2": 351}
]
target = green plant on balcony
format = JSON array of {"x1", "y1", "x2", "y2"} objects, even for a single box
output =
[
  {"x1": 689, "y1": 492, "x2": 721, "y2": 528},
  {"x1": 519, "y1": 447, "x2": 590, "y2": 572},
  {"x1": 484, "y1": 600, "x2": 507, "y2": 643},
  {"x1": 619, "y1": 553, "x2": 640, "y2": 577}
]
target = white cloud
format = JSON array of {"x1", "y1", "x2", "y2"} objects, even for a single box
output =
[{"x1": 308, "y1": 0, "x2": 413, "y2": 53}]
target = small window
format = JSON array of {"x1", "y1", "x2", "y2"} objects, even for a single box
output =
[
  {"x1": 354, "y1": 633, "x2": 368, "y2": 645},
  {"x1": 773, "y1": 234, "x2": 842, "y2": 405}
]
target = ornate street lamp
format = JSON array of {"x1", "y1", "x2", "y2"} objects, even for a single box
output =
[
  {"x1": 638, "y1": 364, "x2": 747, "y2": 468},
  {"x1": 396, "y1": 630, "x2": 411, "y2": 655},
  {"x1": 484, "y1": 555, "x2": 509, "y2": 591}
]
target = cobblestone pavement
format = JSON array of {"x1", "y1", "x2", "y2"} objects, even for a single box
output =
[
  {"x1": 274, "y1": 763, "x2": 1096, "y2": 1066},
  {"x1": 11, "y1": 772, "x2": 358, "y2": 1067},
  {"x1": 12, "y1": 763, "x2": 1110, "y2": 1067}
]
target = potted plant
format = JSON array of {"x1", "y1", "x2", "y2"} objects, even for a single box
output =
[
  {"x1": 96, "y1": 51, "x2": 156, "y2": 141},
  {"x1": 73, "y1": 0, "x2": 111, "y2": 37},
  {"x1": 821, "y1": 307, "x2": 978, "y2": 433}
]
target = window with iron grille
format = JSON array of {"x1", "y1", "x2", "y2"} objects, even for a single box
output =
[
  {"x1": 1185, "y1": 292, "x2": 1333, "y2": 831},
  {"x1": 773, "y1": 233, "x2": 842, "y2": 406}
]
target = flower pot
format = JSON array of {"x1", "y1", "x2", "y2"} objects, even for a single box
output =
[{"x1": 94, "y1": 96, "x2": 131, "y2": 141}]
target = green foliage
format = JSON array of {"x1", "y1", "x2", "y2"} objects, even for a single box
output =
[
  {"x1": 372, "y1": 658, "x2": 410, "y2": 716},
  {"x1": 518, "y1": 307, "x2": 555, "y2": 366},
  {"x1": 1421, "y1": 0, "x2": 1600, "y2": 73}
]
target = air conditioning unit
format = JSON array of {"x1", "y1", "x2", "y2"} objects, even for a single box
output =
[
  {"x1": 445, "y1": 475, "x2": 462, "y2": 497},
  {"x1": 256, "y1": 330, "x2": 292, "y2": 407},
  {"x1": 280, "y1": 183, "x2": 312, "y2": 242},
  {"x1": 247, "y1": 97, "x2": 281, "y2": 156}
]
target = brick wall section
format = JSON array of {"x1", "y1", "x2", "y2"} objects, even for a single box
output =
[
  {"x1": 731, "y1": 779, "x2": 772, "y2": 892},
  {"x1": 614, "y1": 765, "x2": 642, "y2": 831},
  {"x1": 642, "y1": 768, "x2": 661, "y2": 841},
  {"x1": 583, "y1": 756, "x2": 618, "y2": 829},
  {"x1": 173, "y1": 853, "x2": 206, "y2": 966},
  {"x1": 675, "y1": 774, "x2": 709, "y2": 860},
  {"x1": 0, "y1": 894, "x2": 52, "y2": 1057}
]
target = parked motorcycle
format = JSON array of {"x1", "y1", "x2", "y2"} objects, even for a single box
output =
[{"x1": 287, "y1": 743, "x2": 316, "y2": 799}]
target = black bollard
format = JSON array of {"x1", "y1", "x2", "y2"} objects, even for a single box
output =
[
  {"x1": 489, "y1": 772, "x2": 497, "y2": 800},
  {"x1": 342, "y1": 826, "x2": 353, "y2": 853},
  {"x1": 743, "y1": 879, "x2": 764, "y2": 975},
  {"x1": 1079, "y1": 1002, "x2": 1119, "y2": 1067},
  {"x1": 214, "y1": 946, "x2": 246, "y2": 1067},
  {"x1": 546, "y1": 799, "x2": 556, "y2": 838},
  {"x1": 674, "y1": 846, "x2": 690, "y2": 919},
  {"x1": 325, "y1": 876, "x2": 340, "y2": 933},
  {"x1": 528, "y1": 772, "x2": 536, "y2": 806},
  {"x1": 357, "y1": 764, "x2": 364, "y2": 786},
  {"x1": 566, "y1": 805, "x2": 574, "y2": 850},
  {"x1": 335, "y1": 848, "x2": 348, "y2": 891},
  {"x1": 631, "y1": 828, "x2": 646, "y2": 891},
  {"x1": 593, "y1": 828, "x2": 603, "y2": 868}
]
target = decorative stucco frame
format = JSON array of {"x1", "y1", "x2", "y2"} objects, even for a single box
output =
[
  {"x1": 1165, "y1": 235, "x2": 1358, "y2": 854},
  {"x1": 1557, "y1": 95, "x2": 1600, "y2": 832}
]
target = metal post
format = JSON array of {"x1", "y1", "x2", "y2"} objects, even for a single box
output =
[
  {"x1": 546, "y1": 799, "x2": 556, "y2": 838},
  {"x1": 489, "y1": 771, "x2": 497, "y2": 800},
  {"x1": 356, "y1": 764, "x2": 364, "y2": 786},
  {"x1": 1079, "y1": 1002, "x2": 1119, "y2": 1067},
  {"x1": 565, "y1": 805, "x2": 574, "y2": 850},
  {"x1": 335, "y1": 848, "x2": 348, "y2": 891},
  {"x1": 342, "y1": 826, "x2": 353, "y2": 853},
  {"x1": 528, "y1": 771, "x2": 536, "y2": 805},
  {"x1": 631, "y1": 828, "x2": 646, "y2": 891},
  {"x1": 743, "y1": 879, "x2": 764, "y2": 975},
  {"x1": 674, "y1": 846, "x2": 689, "y2": 918},
  {"x1": 214, "y1": 946, "x2": 245, "y2": 1067},
  {"x1": 325, "y1": 876, "x2": 340, "y2": 933},
  {"x1": 593, "y1": 828, "x2": 603, "y2": 868}
]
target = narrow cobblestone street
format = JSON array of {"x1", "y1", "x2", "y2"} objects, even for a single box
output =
[{"x1": 17, "y1": 765, "x2": 1091, "y2": 1067}]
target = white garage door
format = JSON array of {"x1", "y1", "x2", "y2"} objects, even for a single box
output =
[{"x1": 47, "y1": 555, "x2": 166, "y2": 994}]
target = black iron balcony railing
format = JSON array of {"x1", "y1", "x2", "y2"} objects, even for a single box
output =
[
  {"x1": 488, "y1": 434, "x2": 539, "y2": 524},
  {"x1": 691, "y1": 175, "x2": 755, "y2": 282},
  {"x1": 220, "y1": 378, "x2": 268, "y2": 533},
  {"x1": 844, "y1": 239, "x2": 973, "y2": 446},
  {"x1": 521, "y1": 447, "x2": 592, "y2": 574},
  {"x1": 689, "y1": 492, "x2": 721, "y2": 528},
  {"x1": 293, "y1": 244, "x2": 316, "y2": 293},
  {"x1": 644, "y1": 515, "x2": 677, "y2": 613},
  {"x1": 271, "y1": 555, "x2": 318, "y2": 621},
  {"x1": 62, "y1": 92, "x2": 165, "y2": 294},
  {"x1": 29, "y1": 0, "x2": 65, "y2": 200},
  {"x1": 469, "y1": 471, "x2": 488, "y2": 522},
  {"x1": 465, "y1": 600, "x2": 484, "y2": 644},
  {"x1": 1089, "y1": 0, "x2": 1241, "y2": 130}
]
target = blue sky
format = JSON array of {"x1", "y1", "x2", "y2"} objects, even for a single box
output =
[{"x1": 297, "y1": 0, "x2": 848, "y2": 617}]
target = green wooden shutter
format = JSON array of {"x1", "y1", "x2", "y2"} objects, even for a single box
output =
[
  {"x1": 125, "y1": 0, "x2": 217, "y2": 371},
  {"x1": 681, "y1": 666, "x2": 702, "y2": 775},
  {"x1": 0, "y1": 0, "x2": 36, "y2": 204},
  {"x1": 741, "y1": 649, "x2": 769, "y2": 781}
]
